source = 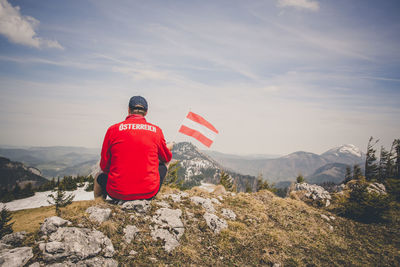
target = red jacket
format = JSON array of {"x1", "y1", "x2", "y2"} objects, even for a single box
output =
[{"x1": 100, "y1": 114, "x2": 172, "y2": 200}]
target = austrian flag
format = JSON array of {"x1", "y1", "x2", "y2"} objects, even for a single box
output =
[{"x1": 178, "y1": 112, "x2": 219, "y2": 147}]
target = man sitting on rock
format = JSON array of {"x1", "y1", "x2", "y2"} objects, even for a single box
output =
[{"x1": 94, "y1": 96, "x2": 173, "y2": 201}]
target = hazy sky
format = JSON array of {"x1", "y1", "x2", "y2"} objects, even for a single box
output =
[{"x1": 0, "y1": 0, "x2": 399, "y2": 155}]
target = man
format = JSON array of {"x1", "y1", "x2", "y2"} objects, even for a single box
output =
[{"x1": 94, "y1": 96, "x2": 173, "y2": 200}]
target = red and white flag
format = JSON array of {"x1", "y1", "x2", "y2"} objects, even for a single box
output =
[{"x1": 178, "y1": 111, "x2": 218, "y2": 147}]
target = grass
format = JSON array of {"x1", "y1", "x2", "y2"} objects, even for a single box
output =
[{"x1": 9, "y1": 187, "x2": 400, "y2": 266}]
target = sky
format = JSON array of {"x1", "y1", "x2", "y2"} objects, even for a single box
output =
[{"x1": 0, "y1": 0, "x2": 399, "y2": 155}]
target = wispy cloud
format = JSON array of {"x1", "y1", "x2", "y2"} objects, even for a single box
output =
[
  {"x1": 0, "y1": 0, "x2": 63, "y2": 49},
  {"x1": 277, "y1": 0, "x2": 320, "y2": 11}
]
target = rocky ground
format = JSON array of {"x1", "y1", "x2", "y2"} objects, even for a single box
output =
[{"x1": 2, "y1": 184, "x2": 400, "y2": 266}]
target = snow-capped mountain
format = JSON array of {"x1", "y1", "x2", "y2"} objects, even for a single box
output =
[{"x1": 321, "y1": 144, "x2": 365, "y2": 165}]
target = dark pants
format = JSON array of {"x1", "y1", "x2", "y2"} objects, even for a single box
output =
[{"x1": 97, "y1": 162, "x2": 167, "y2": 201}]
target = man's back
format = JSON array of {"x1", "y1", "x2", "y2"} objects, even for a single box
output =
[{"x1": 100, "y1": 114, "x2": 172, "y2": 200}]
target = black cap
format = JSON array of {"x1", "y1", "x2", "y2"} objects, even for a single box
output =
[{"x1": 129, "y1": 96, "x2": 148, "y2": 111}]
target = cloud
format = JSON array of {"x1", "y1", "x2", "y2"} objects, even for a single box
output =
[
  {"x1": 277, "y1": 0, "x2": 319, "y2": 11},
  {"x1": 0, "y1": 0, "x2": 63, "y2": 49}
]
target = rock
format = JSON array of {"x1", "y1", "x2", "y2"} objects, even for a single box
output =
[
  {"x1": 156, "y1": 201, "x2": 170, "y2": 208},
  {"x1": 151, "y1": 208, "x2": 185, "y2": 252},
  {"x1": 1, "y1": 231, "x2": 27, "y2": 246},
  {"x1": 121, "y1": 200, "x2": 151, "y2": 213},
  {"x1": 329, "y1": 216, "x2": 336, "y2": 221},
  {"x1": 123, "y1": 225, "x2": 139, "y2": 243},
  {"x1": 129, "y1": 250, "x2": 138, "y2": 256},
  {"x1": 85, "y1": 206, "x2": 112, "y2": 223},
  {"x1": 151, "y1": 229, "x2": 180, "y2": 253},
  {"x1": 152, "y1": 208, "x2": 184, "y2": 238},
  {"x1": 46, "y1": 257, "x2": 118, "y2": 267},
  {"x1": 221, "y1": 209, "x2": 236, "y2": 220},
  {"x1": 292, "y1": 183, "x2": 331, "y2": 206},
  {"x1": 190, "y1": 196, "x2": 216, "y2": 213},
  {"x1": 40, "y1": 227, "x2": 115, "y2": 262},
  {"x1": 321, "y1": 214, "x2": 330, "y2": 222},
  {"x1": 163, "y1": 192, "x2": 189, "y2": 203},
  {"x1": 0, "y1": 247, "x2": 33, "y2": 267},
  {"x1": 217, "y1": 196, "x2": 224, "y2": 201},
  {"x1": 367, "y1": 183, "x2": 387, "y2": 195},
  {"x1": 28, "y1": 263, "x2": 40, "y2": 267},
  {"x1": 203, "y1": 212, "x2": 228, "y2": 234},
  {"x1": 328, "y1": 224, "x2": 334, "y2": 232},
  {"x1": 211, "y1": 198, "x2": 221, "y2": 205},
  {"x1": 40, "y1": 216, "x2": 72, "y2": 236},
  {"x1": 212, "y1": 185, "x2": 227, "y2": 195}
]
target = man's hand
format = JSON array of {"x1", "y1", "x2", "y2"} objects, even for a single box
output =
[{"x1": 167, "y1": 142, "x2": 175, "y2": 150}]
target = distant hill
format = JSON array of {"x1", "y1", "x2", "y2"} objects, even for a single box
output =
[
  {"x1": 172, "y1": 142, "x2": 256, "y2": 192},
  {"x1": 0, "y1": 146, "x2": 99, "y2": 178},
  {"x1": 205, "y1": 144, "x2": 365, "y2": 184},
  {"x1": 0, "y1": 156, "x2": 48, "y2": 189}
]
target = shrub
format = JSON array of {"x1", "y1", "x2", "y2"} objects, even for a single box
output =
[
  {"x1": 0, "y1": 206, "x2": 13, "y2": 238},
  {"x1": 296, "y1": 175, "x2": 305, "y2": 184},
  {"x1": 338, "y1": 183, "x2": 392, "y2": 223}
]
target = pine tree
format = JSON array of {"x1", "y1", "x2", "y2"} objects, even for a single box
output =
[
  {"x1": 256, "y1": 173, "x2": 270, "y2": 191},
  {"x1": 365, "y1": 136, "x2": 379, "y2": 181},
  {"x1": 0, "y1": 206, "x2": 14, "y2": 238},
  {"x1": 163, "y1": 161, "x2": 183, "y2": 189},
  {"x1": 395, "y1": 139, "x2": 400, "y2": 179},
  {"x1": 48, "y1": 178, "x2": 74, "y2": 216},
  {"x1": 378, "y1": 146, "x2": 389, "y2": 182},
  {"x1": 219, "y1": 171, "x2": 235, "y2": 192},
  {"x1": 344, "y1": 166, "x2": 352, "y2": 184},
  {"x1": 296, "y1": 174, "x2": 305, "y2": 184},
  {"x1": 353, "y1": 164, "x2": 363, "y2": 180}
]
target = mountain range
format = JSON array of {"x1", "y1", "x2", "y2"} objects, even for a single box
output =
[{"x1": 0, "y1": 143, "x2": 365, "y2": 188}]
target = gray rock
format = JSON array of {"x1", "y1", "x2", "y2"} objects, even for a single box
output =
[
  {"x1": 151, "y1": 208, "x2": 185, "y2": 252},
  {"x1": 163, "y1": 192, "x2": 189, "y2": 203},
  {"x1": 203, "y1": 212, "x2": 228, "y2": 234},
  {"x1": 151, "y1": 229, "x2": 180, "y2": 253},
  {"x1": 0, "y1": 231, "x2": 26, "y2": 246},
  {"x1": 85, "y1": 206, "x2": 112, "y2": 223},
  {"x1": 211, "y1": 198, "x2": 221, "y2": 205},
  {"x1": 329, "y1": 216, "x2": 336, "y2": 221},
  {"x1": 0, "y1": 247, "x2": 33, "y2": 267},
  {"x1": 156, "y1": 201, "x2": 170, "y2": 208},
  {"x1": 40, "y1": 227, "x2": 114, "y2": 262},
  {"x1": 321, "y1": 214, "x2": 330, "y2": 222},
  {"x1": 46, "y1": 257, "x2": 118, "y2": 267},
  {"x1": 40, "y1": 216, "x2": 72, "y2": 235},
  {"x1": 129, "y1": 250, "x2": 138, "y2": 256},
  {"x1": 152, "y1": 208, "x2": 184, "y2": 238},
  {"x1": 293, "y1": 183, "x2": 331, "y2": 206},
  {"x1": 121, "y1": 200, "x2": 151, "y2": 213},
  {"x1": 221, "y1": 209, "x2": 236, "y2": 220},
  {"x1": 190, "y1": 196, "x2": 216, "y2": 213},
  {"x1": 123, "y1": 225, "x2": 139, "y2": 243},
  {"x1": 367, "y1": 183, "x2": 387, "y2": 195},
  {"x1": 28, "y1": 263, "x2": 40, "y2": 267}
]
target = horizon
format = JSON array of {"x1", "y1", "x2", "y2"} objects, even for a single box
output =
[
  {"x1": 0, "y1": 0, "x2": 399, "y2": 155},
  {"x1": 0, "y1": 142, "x2": 366, "y2": 158}
]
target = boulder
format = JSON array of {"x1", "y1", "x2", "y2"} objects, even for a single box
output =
[
  {"x1": 123, "y1": 225, "x2": 139, "y2": 243},
  {"x1": 163, "y1": 192, "x2": 189, "y2": 203},
  {"x1": 151, "y1": 208, "x2": 185, "y2": 252},
  {"x1": 0, "y1": 247, "x2": 33, "y2": 267},
  {"x1": 40, "y1": 227, "x2": 114, "y2": 262},
  {"x1": 121, "y1": 200, "x2": 151, "y2": 213},
  {"x1": 203, "y1": 212, "x2": 228, "y2": 234},
  {"x1": 291, "y1": 183, "x2": 331, "y2": 206},
  {"x1": 151, "y1": 229, "x2": 180, "y2": 253},
  {"x1": 40, "y1": 216, "x2": 72, "y2": 236},
  {"x1": 367, "y1": 183, "x2": 387, "y2": 195},
  {"x1": 212, "y1": 185, "x2": 227, "y2": 195},
  {"x1": 46, "y1": 257, "x2": 118, "y2": 267},
  {"x1": 85, "y1": 206, "x2": 112, "y2": 223},
  {"x1": 221, "y1": 209, "x2": 236, "y2": 220},
  {"x1": 0, "y1": 231, "x2": 27, "y2": 247},
  {"x1": 190, "y1": 196, "x2": 216, "y2": 213}
]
